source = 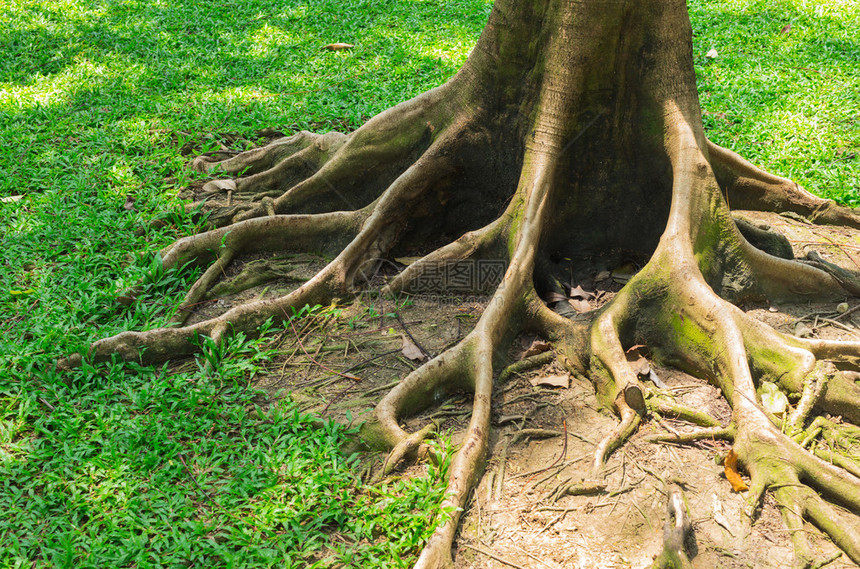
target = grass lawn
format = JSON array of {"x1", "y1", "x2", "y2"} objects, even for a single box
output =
[{"x1": 0, "y1": 0, "x2": 858, "y2": 567}]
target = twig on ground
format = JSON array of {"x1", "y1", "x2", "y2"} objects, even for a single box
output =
[
  {"x1": 362, "y1": 379, "x2": 401, "y2": 397},
  {"x1": 395, "y1": 310, "x2": 433, "y2": 359},
  {"x1": 511, "y1": 428, "x2": 562, "y2": 444},
  {"x1": 494, "y1": 437, "x2": 511, "y2": 499},
  {"x1": 461, "y1": 543, "x2": 529, "y2": 569}
]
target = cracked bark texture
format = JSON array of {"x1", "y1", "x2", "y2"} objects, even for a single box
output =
[{"x1": 66, "y1": 0, "x2": 860, "y2": 567}]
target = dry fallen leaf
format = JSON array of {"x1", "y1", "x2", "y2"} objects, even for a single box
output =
[
  {"x1": 116, "y1": 294, "x2": 137, "y2": 306},
  {"x1": 568, "y1": 285, "x2": 595, "y2": 300},
  {"x1": 706, "y1": 48, "x2": 719, "y2": 59},
  {"x1": 529, "y1": 374, "x2": 570, "y2": 388},
  {"x1": 647, "y1": 369, "x2": 668, "y2": 389},
  {"x1": 712, "y1": 494, "x2": 736, "y2": 536},
  {"x1": 0, "y1": 195, "x2": 24, "y2": 203},
  {"x1": 322, "y1": 43, "x2": 354, "y2": 51},
  {"x1": 522, "y1": 340, "x2": 552, "y2": 358},
  {"x1": 401, "y1": 335, "x2": 426, "y2": 362},
  {"x1": 724, "y1": 449, "x2": 749, "y2": 492},
  {"x1": 568, "y1": 298, "x2": 591, "y2": 313},
  {"x1": 625, "y1": 346, "x2": 651, "y2": 376},
  {"x1": 780, "y1": 23, "x2": 792, "y2": 34}
]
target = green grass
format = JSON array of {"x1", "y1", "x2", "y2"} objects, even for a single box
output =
[
  {"x1": 0, "y1": 0, "x2": 486, "y2": 565},
  {"x1": 0, "y1": 0, "x2": 858, "y2": 566},
  {"x1": 1, "y1": 322, "x2": 453, "y2": 568},
  {"x1": 690, "y1": 0, "x2": 860, "y2": 205}
]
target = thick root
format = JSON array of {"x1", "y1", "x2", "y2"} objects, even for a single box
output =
[
  {"x1": 708, "y1": 140, "x2": 860, "y2": 230},
  {"x1": 190, "y1": 85, "x2": 465, "y2": 227},
  {"x1": 573, "y1": 113, "x2": 860, "y2": 568}
]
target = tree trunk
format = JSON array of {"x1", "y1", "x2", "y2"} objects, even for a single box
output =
[{"x1": 70, "y1": 1, "x2": 860, "y2": 567}]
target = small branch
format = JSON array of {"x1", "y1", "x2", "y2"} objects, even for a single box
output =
[
  {"x1": 553, "y1": 480, "x2": 607, "y2": 502},
  {"x1": 511, "y1": 428, "x2": 562, "y2": 445},
  {"x1": 644, "y1": 425, "x2": 734, "y2": 444},
  {"x1": 395, "y1": 310, "x2": 432, "y2": 360},
  {"x1": 833, "y1": 303, "x2": 860, "y2": 322},
  {"x1": 362, "y1": 379, "x2": 401, "y2": 397},
  {"x1": 461, "y1": 543, "x2": 529, "y2": 569}
]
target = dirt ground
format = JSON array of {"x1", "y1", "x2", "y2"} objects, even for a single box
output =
[{"x1": 186, "y1": 210, "x2": 860, "y2": 569}]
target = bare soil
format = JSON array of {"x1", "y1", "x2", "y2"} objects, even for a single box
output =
[{"x1": 190, "y1": 210, "x2": 860, "y2": 569}]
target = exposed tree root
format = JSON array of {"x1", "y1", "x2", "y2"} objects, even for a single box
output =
[
  {"x1": 650, "y1": 483, "x2": 694, "y2": 569},
  {"x1": 65, "y1": 1, "x2": 860, "y2": 566},
  {"x1": 709, "y1": 140, "x2": 860, "y2": 230},
  {"x1": 646, "y1": 396, "x2": 723, "y2": 428}
]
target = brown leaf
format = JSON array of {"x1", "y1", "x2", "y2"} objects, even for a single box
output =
[
  {"x1": 625, "y1": 347, "x2": 651, "y2": 376},
  {"x1": 322, "y1": 43, "x2": 354, "y2": 51},
  {"x1": 529, "y1": 374, "x2": 570, "y2": 388},
  {"x1": 724, "y1": 449, "x2": 749, "y2": 492},
  {"x1": 116, "y1": 294, "x2": 136, "y2": 306},
  {"x1": 123, "y1": 196, "x2": 136, "y2": 211},
  {"x1": 780, "y1": 23, "x2": 792, "y2": 34},
  {"x1": 712, "y1": 495, "x2": 735, "y2": 536},
  {"x1": 522, "y1": 340, "x2": 551, "y2": 358},
  {"x1": 401, "y1": 335, "x2": 426, "y2": 362},
  {"x1": 647, "y1": 369, "x2": 668, "y2": 389},
  {"x1": 568, "y1": 284, "x2": 595, "y2": 300},
  {"x1": 568, "y1": 298, "x2": 591, "y2": 313}
]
